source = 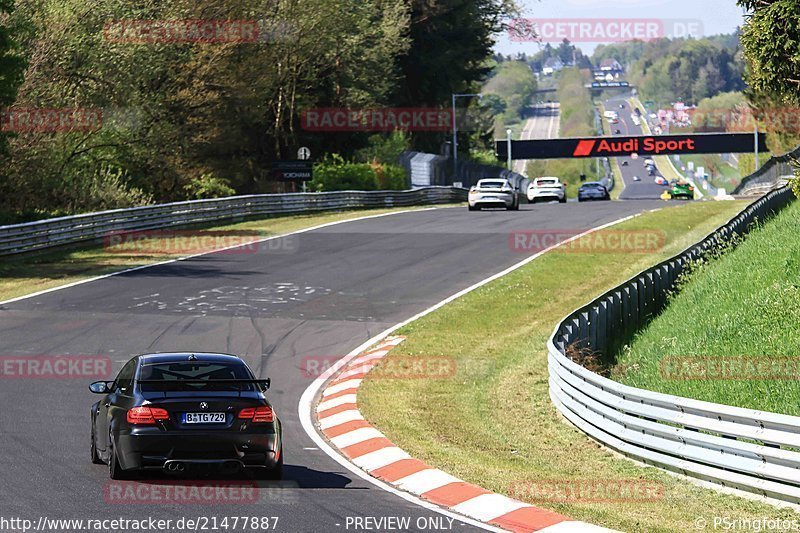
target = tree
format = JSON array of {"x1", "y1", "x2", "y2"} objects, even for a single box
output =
[
  {"x1": 394, "y1": 0, "x2": 518, "y2": 151},
  {"x1": 0, "y1": 0, "x2": 26, "y2": 155},
  {"x1": 738, "y1": 0, "x2": 800, "y2": 195},
  {"x1": 738, "y1": 0, "x2": 800, "y2": 105}
]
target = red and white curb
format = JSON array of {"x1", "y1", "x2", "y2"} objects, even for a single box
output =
[{"x1": 314, "y1": 336, "x2": 615, "y2": 533}]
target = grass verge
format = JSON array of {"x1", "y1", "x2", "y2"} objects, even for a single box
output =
[
  {"x1": 615, "y1": 199, "x2": 800, "y2": 415},
  {"x1": 0, "y1": 205, "x2": 458, "y2": 302},
  {"x1": 358, "y1": 200, "x2": 800, "y2": 531}
]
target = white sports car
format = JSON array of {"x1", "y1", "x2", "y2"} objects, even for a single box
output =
[
  {"x1": 468, "y1": 178, "x2": 520, "y2": 211},
  {"x1": 527, "y1": 177, "x2": 566, "y2": 204}
]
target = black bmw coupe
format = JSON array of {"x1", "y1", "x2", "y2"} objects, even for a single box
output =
[{"x1": 90, "y1": 353, "x2": 282, "y2": 480}]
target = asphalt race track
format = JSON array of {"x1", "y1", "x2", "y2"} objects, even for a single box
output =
[
  {"x1": 0, "y1": 202, "x2": 665, "y2": 532},
  {"x1": 606, "y1": 96, "x2": 671, "y2": 200},
  {"x1": 514, "y1": 103, "x2": 560, "y2": 176}
]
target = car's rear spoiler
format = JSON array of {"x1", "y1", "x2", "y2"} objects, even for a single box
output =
[{"x1": 136, "y1": 378, "x2": 271, "y2": 394}]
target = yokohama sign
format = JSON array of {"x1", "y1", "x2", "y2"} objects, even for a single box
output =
[{"x1": 496, "y1": 133, "x2": 767, "y2": 160}]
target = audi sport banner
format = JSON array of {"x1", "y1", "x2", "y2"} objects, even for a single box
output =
[{"x1": 495, "y1": 133, "x2": 766, "y2": 160}]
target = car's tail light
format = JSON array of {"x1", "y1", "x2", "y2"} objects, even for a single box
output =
[
  {"x1": 127, "y1": 406, "x2": 169, "y2": 425},
  {"x1": 238, "y1": 406, "x2": 274, "y2": 423}
]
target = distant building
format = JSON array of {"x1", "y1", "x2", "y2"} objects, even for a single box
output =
[
  {"x1": 542, "y1": 57, "x2": 564, "y2": 76},
  {"x1": 599, "y1": 58, "x2": 623, "y2": 73}
]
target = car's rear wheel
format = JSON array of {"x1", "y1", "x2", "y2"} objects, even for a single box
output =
[
  {"x1": 559, "y1": 196, "x2": 567, "y2": 204},
  {"x1": 257, "y1": 448, "x2": 284, "y2": 480},
  {"x1": 468, "y1": 205, "x2": 478, "y2": 211},
  {"x1": 108, "y1": 436, "x2": 135, "y2": 480},
  {"x1": 90, "y1": 425, "x2": 103, "y2": 465}
]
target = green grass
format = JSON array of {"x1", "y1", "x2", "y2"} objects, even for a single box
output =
[
  {"x1": 358, "y1": 200, "x2": 800, "y2": 531},
  {"x1": 614, "y1": 199, "x2": 800, "y2": 415},
  {"x1": 0, "y1": 205, "x2": 458, "y2": 302}
]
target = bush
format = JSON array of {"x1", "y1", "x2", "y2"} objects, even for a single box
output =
[
  {"x1": 355, "y1": 131, "x2": 410, "y2": 165},
  {"x1": 374, "y1": 162, "x2": 408, "y2": 190},
  {"x1": 184, "y1": 173, "x2": 236, "y2": 199},
  {"x1": 311, "y1": 154, "x2": 407, "y2": 191},
  {"x1": 469, "y1": 150, "x2": 501, "y2": 166}
]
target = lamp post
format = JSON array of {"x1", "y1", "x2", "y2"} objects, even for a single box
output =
[
  {"x1": 452, "y1": 93, "x2": 482, "y2": 180},
  {"x1": 755, "y1": 124, "x2": 760, "y2": 170},
  {"x1": 506, "y1": 129, "x2": 512, "y2": 170}
]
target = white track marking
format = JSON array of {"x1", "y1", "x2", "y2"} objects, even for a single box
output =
[
  {"x1": 329, "y1": 427, "x2": 386, "y2": 449},
  {"x1": 452, "y1": 494, "x2": 530, "y2": 522},
  {"x1": 318, "y1": 410, "x2": 364, "y2": 430},
  {"x1": 317, "y1": 394, "x2": 358, "y2": 412},
  {"x1": 394, "y1": 469, "x2": 461, "y2": 495},
  {"x1": 540, "y1": 521, "x2": 620, "y2": 532},
  {"x1": 322, "y1": 379, "x2": 362, "y2": 396},
  {"x1": 352, "y1": 447, "x2": 411, "y2": 472}
]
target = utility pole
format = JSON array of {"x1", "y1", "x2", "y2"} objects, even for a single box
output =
[{"x1": 451, "y1": 93, "x2": 483, "y2": 181}]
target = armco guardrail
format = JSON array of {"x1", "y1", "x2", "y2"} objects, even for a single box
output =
[
  {"x1": 733, "y1": 146, "x2": 800, "y2": 196},
  {"x1": 0, "y1": 187, "x2": 466, "y2": 256},
  {"x1": 548, "y1": 186, "x2": 800, "y2": 504}
]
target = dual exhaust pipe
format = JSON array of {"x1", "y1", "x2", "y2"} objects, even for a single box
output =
[
  {"x1": 163, "y1": 460, "x2": 242, "y2": 473},
  {"x1": 164, "y1": 461, "x2": 185, "y2": 472}
]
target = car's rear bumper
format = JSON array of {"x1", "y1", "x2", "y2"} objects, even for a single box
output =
[
  {"x1": 114, "y1": 427, "x2": 281, "y2": 471},
  {"x1": 468, "y1": 194, "x2": 515, "y2": 207},
  {"x1": 527, "y1": 190, "x2": 564, "y2": 201},
  {"x1": 578, "y1": 191, "x2": 608, "y2": 199}
]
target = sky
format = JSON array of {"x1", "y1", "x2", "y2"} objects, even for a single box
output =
[{"x1": 494, "y1": 0, "x2": 748, "y2": 56}]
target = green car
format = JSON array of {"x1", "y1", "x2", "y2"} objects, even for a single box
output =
[{"x1": 669, "y1": 180, "x2": 695, "y2": 200}]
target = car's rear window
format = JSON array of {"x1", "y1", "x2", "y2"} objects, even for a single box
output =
[
  {"x1": 536, "y1": 179, "x2": 558, "y2": 186},
  {"x1": 479, "y1": 181, "x2": 505, "y2": 189},
  {"x1": 138, "y1": 362, "x2": 255, "y2": 391}
]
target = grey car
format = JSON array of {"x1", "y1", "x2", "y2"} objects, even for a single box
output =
[{"x1": 577, "y1": 182, "x2": 610, "y2": 202}]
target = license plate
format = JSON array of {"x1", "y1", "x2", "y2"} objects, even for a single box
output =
[{"x1": 183, "y1": 412, "x2": 226, "y2": 424}]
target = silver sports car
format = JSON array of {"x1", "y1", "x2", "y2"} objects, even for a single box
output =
[{"x1": 468, "y1": 178, "x2": 520, "y2": 211}]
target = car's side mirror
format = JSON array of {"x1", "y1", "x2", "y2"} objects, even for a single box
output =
[{"x1": 89, "y1": 381, "x2": 112, "y2": 394}]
